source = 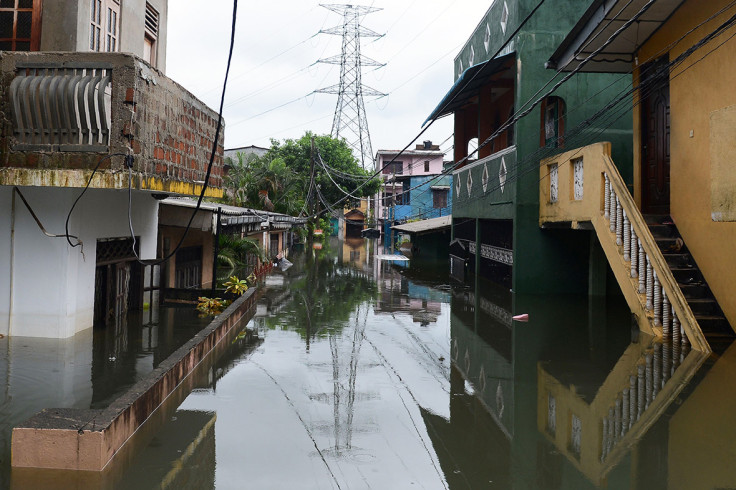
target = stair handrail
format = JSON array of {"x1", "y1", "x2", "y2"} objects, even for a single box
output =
[{"x1": 539, "y1": 142, "x2": 709, "y2": 352}]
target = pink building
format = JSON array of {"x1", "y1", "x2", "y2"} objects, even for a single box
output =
[{"x1": 373, "y1": 141, "x2": 450, "y2": 233}]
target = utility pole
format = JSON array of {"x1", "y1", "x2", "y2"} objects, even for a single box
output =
[
  {"x1": 308, "y1": 136, "x2": 316, "y2": 242},
  {"x1": 315, "y1": 4, "x2": 385, "y2": 169}
]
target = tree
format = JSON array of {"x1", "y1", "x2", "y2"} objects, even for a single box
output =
[{"x1": 225, "y1": 132, "x2": 381, "y2": 218}]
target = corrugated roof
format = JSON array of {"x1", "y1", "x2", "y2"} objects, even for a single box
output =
[
  {"x1": 160, "y1": 197, "x2": 307, "y2": 224},
  {"x1": 392, "y1": 215, "x2": 452, "y2": 234},
  {"x1": 423, "y1": 52, "x2": 515, "y2": 125}
]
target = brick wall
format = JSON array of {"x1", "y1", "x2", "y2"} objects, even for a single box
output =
[{"x1": 0, "y1": 52, "x2": 224, "y2": 194}]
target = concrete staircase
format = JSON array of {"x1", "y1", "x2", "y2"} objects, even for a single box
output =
[{"x1": 644, "y1": 214, "x2": 735, "y2": 351}]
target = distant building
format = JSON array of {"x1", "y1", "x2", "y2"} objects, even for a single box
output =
[
  {"x1": 224, "y1": 145, "x2": 269, "y2": 163},
  {"x1": 373, "y1": 141, "x2": 452, "y2": 237}
]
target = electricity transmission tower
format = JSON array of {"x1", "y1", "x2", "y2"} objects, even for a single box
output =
[{"x1": 316, "y1": 4, "x2": 385, "y2": 169}]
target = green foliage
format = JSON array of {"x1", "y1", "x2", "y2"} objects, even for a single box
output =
[
  {"x1": 223, "y1": 276, "x2": 248, "y2": 296},
  {"x1": 218, "y1": 234, "x2": 264, "y2": 268},
  {"x1": 224, "y1": 132, "x2": 381, "y2": 216},
  {"x1": 196, "y1": 297, "x2": 228, "y2": 315}
]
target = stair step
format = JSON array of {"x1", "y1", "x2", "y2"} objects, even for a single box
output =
[
  {"x1": 662, "y1": 253, "x2": 694, "y2": 268},
  {"x1": 655, "y1": 237, "x2": 686, "y2": 253},
  {"x1": 643, "y1": 214, "x2": 670, "y2": 225},
  {"x1": 695, "y1": 315, "x2": 733, "y2": 334},
  {"x1": 670, "y1": 267, "x2": 703, "y2": 283},
  {"x1": 647, "y1": 223, "x2": 677, "y2": 238},
  {"x1": 679, "y1": 283, "x2": 710, "y2": 299},
  {"x1": 687, "y1": 298, "x2": 721, "y2": 315}
]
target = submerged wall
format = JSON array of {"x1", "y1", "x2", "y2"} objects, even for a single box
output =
[{"x1": 0, "y1": 186, "x2": 157, "y2": 337}]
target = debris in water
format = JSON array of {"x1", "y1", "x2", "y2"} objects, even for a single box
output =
[{"x1": 512, "y1": 314, "x2": 529, "y2": 322}]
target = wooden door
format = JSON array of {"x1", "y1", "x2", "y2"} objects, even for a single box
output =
[
  {"x1": 641, "y1": 57, "x2": 670, "y2": 214},
  {"x1": 114, "y1": 262, "x2": 130, "y2": 320}
]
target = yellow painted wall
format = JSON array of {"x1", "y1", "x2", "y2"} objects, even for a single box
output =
[
  {"x1": 635, "y1": 0, "x2": 736, "y2": 329},
  {"x1": 668, "y1": 342, "x2": 736, "y2": 489}
]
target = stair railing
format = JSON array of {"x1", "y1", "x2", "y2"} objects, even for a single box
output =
[{"x1": 539, "y1": 142, "x2": 709, "y2": 352}]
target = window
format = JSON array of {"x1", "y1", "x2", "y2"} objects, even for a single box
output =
[
  {"x1": 424, "y1": 160, "x2": 430, "y2": 172},
  {"x1": 144, "y1": 3, "x2": 159, "y2": 66},
  {"x1": 382, "y1": 160, "x2": 403, "y2": 175},
  {"x1": 0, "y1": 0, "x2": 41, "y2": 51},
  {"x1": 90, "y1": 0, "x2": 119, "y2": 52},
  {"x1": 541, "y1": 96, "x2": 565, "y2": 148},
  {"x1": 433, "y1": 189, "x2": 448, "y2": 208}
]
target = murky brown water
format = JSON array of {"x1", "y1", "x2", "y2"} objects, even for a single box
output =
[{"x1": 3, "y1": 237, "x2": 736, "y2": 489}]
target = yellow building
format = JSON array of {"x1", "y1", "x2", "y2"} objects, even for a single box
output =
[{"x1": 541, "y1": 0, "x2": 736, "y2": 348}]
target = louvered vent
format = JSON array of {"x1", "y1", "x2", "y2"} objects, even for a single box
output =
[{"x1": 145, "y1": 3, "x2": 158, "y2": 38}]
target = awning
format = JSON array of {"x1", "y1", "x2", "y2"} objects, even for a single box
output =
[
  {"x1": 423, "y1": 52, "x2": 515, "y2": 125},
  {"x1": 392, "y1": 215, "x2": 451, "y2": 235},
  {"x1": 548, "y1": 0, "x2": 686, "y2": 73}
]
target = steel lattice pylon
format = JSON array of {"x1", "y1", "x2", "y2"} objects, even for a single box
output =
[{"x1": 316, "y1": 4, "x2": 385, "y2": 168}]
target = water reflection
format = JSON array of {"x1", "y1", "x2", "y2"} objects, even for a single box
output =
[
  {"x1": 7, "y1": 238, "x2": 736, "y2": 489},
  {"x1": 0, "y1": 305, "x2": 212, "y2": 483},
  {"x1": 538, "y1": 335, "x2": 707, "y2": 486}
]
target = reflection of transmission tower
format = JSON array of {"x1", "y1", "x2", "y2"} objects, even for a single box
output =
[{"x1": 316, "y1": 4, "x2": 385, "y2": 168}]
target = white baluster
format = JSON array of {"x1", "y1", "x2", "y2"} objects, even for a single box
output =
[
  {"x1": 601, "y1": 417, "x2": 609, "y2": 461},
  {"x1": 631, "y1": 227, "x2": 638, "y2": 278},
  {"x1": 662, "y1": 291, "x2": 670, "y2": 337},
  {"x1": 654, "y1": 272, "x2": 662, "y2": 326},
  {"x1": 637, "y1": 364, "x2": 645, "y2": 420},
  {"x1": 608, "y1": 184, "x2": 616, "y2": 231},
  {"x1": 653, "y1": 343, "x2": 661, "y2": 400},
  {"x1": 662, "y1": 339, "x2": 671, "y2": 385},
  {"x1": 673, "y1": 314, "x2": 681, "y2": 373},
  {"x1": 614, "y1": 397, "x2": 622, "y2": 442},
  {"x1": 646, "y1": 257, "x2": 653, "y2": 310},
  {"x1": 616, "y1": 198, "x2": 623, "y2": 246},
  {"x1": 621, "y1": 388, "x2": 630, "y2": 436},
  {"x1": 645, "y1": 352, "x2": 653, "y2": 409},
  {"x1": 681, "y1": 321, "x2": 689, "y2": 346},
  {"x1": 638, "y1": 242, "x2": 646, "y2": 293},
  {"x1": 623, "y1": 210, "x2": 630, "y2": 260},
  {"x1": 604, "y1": 173, "x2": 611, "y2": 219},
  {"x1": 629, "y1": 375, "x2": 637, "y2": 429}
]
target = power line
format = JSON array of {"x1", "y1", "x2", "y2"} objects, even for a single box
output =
[
  {"x1": 315, "y1": 4, "x2": 385, "y2": 168},
  {"x1": 127, "y1": 0, "x2": 239, "y2": 265}
]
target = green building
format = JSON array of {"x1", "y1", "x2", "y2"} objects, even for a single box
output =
[{"x1": 429, "y1": 0, "x2": 632, "y2": 292}]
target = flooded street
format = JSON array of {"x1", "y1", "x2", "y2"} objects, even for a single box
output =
[{"x1": 4, "y1": 237, "x2": 736, "y2": 489}]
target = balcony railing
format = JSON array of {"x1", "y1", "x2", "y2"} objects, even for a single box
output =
[
  {"x1": 0, "y1": 52, "x2": 224, "y2": 197},
  {"x1": 539, "y1": 142, "x2": 709, "y2": 352},
  {"x1": 10, "y1": 64, "x2": 112, "y2": 151}
]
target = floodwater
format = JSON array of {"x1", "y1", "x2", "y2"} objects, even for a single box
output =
[
  {"x1": 0, "y1": 306, "x2": 213, "y2": 486},
  {"x1": 5, "y1": 237, "x2": 736, "y2": 489}
]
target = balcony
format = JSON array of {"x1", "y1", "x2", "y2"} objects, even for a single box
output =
[
  {"x1": 452, "y1": 146, "x2": 515, "y2": 219},
  {"x1": 0, "y1": 51, "x2": 224, "y2": 198},
  {"x1": 539, "y1": 142, "x2": 709, "y2": 352}
]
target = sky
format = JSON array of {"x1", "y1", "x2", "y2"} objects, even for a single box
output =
[{"x1": 166, "y1": 1, "x2": 493, "y2": 162}]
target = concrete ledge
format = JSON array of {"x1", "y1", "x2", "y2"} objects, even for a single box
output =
[{"x1": 11, "y1": 287, "x2": 260, "y2": 471}]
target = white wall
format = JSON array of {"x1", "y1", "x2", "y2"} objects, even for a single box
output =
[{"x1": 0, "y1": 186, "x2": 158, "y2": 338}]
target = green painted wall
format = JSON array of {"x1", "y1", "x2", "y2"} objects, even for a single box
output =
[{"x1": 450, "y1": 0, "x2": 633, "y2": 294}]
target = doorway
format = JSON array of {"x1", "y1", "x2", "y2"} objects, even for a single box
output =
[
  {"x1": 94, "y1": 238, "x2": 143, "y2": 326},
  {"x1": 640, "y1": 56, "x2": 671, "y2": 214}
]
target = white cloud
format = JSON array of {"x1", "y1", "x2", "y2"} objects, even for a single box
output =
[{"x1": 166, "y1": 1, "x2": 490, "y2": 157}]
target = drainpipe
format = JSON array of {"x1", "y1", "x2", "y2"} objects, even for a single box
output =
[
  {"x1": 8, "y1": 191, "x2": 15, "y2": 337},
  {"x1": 211, "y1": 207, "x2": 222, "y2": 295}
]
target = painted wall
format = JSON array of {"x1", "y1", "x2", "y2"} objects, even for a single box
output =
[
  {"x1": 0, "y1": 186, "x2": 157, "y2": 338},
  {"x1": 634, "y1": 0, "x2": 736, "y2": 327},
  {"x1": 449, "y1": 0, "x2": 633, "y2": 294},
  {"x1": 375, "y1": 149, "x2": 445, "y2": 221},
  {"x1": 41, "y1": 0, "x2": 168, "y2": 72}
]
